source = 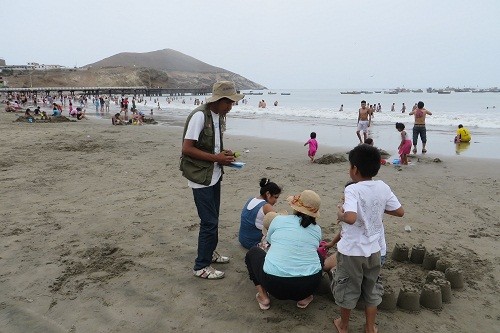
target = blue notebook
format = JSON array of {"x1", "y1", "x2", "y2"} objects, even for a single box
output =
[{"x1": 229, "y1": 162, "x2": 246, "y2": 169}]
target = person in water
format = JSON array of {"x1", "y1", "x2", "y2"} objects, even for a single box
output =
[{"x1": 454, "y1": 124, "x2": 471, "y2": 143}]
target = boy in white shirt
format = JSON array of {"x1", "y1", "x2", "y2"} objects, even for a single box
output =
[{"x1": 333, "y1": 144, "x2": 404, "y2": 333}]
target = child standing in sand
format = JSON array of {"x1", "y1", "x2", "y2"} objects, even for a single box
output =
[
  {"x1": 396, "y1": 122, "x2": 412, "y2": 165},
  {"x1": 332, "y1": 144, "x2": 404, "y2": 333},
  {"x1": 304, "y1": 132, "x2": 318, "y2": 162}
]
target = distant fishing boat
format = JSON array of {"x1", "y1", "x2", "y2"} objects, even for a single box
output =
[
  {"x1": 281, "y1": 92, "x2": 291, "y2": 95},
  {"x1": 374, "y1": 91, "x2": 382, "y2": 93},
  {"x1": 411, "y1": 89, "x2": 424, "y2": 93},
  {"x1": 437, "y1": 90, "x2": 451, "y2": 94},
  {"x1": 384, "y1": 91, "x2": 398, "y2": 94},
  {"x1": 268, "y1": 91, "x2": 277, "y2": 95},
  {"x1": 340, "y1": 91, "x2": 361, "y2": 94}
]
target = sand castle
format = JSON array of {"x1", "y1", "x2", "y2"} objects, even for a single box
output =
[{"x1": 376, "y1": 243, "x2": 466, "y2": 313}]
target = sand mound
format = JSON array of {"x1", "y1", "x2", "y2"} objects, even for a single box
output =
[{"x1": 315, "y1": 153, "x2": 347, "y2": 164}]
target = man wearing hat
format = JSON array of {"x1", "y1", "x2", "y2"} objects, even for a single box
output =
[{"x1": 180, "y1": 81, "x2": 244, "y2": 279}]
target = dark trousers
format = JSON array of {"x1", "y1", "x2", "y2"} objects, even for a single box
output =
[
  {"x1": 245, "y1": 246, "x2": 322, "y2": 301},
  {"x1": 412, "y1": 125, "x2": 427, "y2": 145},
  {"x1": 192, "y1": 180, "x2": 221, "y2": 270}
]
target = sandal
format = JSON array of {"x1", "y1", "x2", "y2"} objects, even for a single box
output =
[
  {"x1": 412, "y1": 148, "x2": 417, "y2": 154},
  {"x1": 193, "y1": 266, "x2": 224, "y2": 279},
  {"x1": 256, "y1": 293, "x2": 270, "y2": 310},
  {"x1": 297, "y1": 295, "x2": 314, "y2": 309},
  {"x1": 422, "y1": 149, "x2": 427, "y2": 154}
]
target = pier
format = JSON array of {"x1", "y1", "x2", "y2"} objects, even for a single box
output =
[{"x1": 0, "y1": 86, "x2": 212, "y2": 96}]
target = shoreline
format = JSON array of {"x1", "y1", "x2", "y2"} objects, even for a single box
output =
[
  {"x1": 137, "y1": 105, "x2": 497, "y2": 160},
  {"x1": 6, "y1": 99, "x2": 497, "y2": 160}
]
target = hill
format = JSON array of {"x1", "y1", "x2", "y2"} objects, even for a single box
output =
[
  {"x1": 84, "y1": 48, "x2": 265, "y2": 90},
  {"x1": 3, "y1": 49, "x2": 265, "y2": 90},
  {"x1": 85, "y1": 49, "x2": 224, "y2": 73}
]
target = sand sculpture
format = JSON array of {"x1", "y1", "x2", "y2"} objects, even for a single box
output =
[{"x1": 375, "y1": 243, "x2": 466, "y2": 313}]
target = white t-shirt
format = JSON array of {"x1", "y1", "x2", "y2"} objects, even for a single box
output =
[
  {"x1": 247, "y1": 198, "x2": 266, "y2": 230},
  {"x1": 379, "y1": 222, "x2": 386, "y2": 256},
  {"x1": 183, "y1": 110, "x2": 222, "y2": 189},
  {"x1": 338, "y1": 180, "x2": 401, "y2": 257}
]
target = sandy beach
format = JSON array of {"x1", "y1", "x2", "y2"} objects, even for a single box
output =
[{"x1": 0, "y1": 109, "x2": 499, "y2": 333}]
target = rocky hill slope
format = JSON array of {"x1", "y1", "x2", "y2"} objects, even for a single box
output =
[{"x1": 3, "y1": 49, "x2": 265, "y2": 90}]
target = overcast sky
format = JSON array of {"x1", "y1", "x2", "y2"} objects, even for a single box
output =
[{"x1": 2, "y1": 0, "x2": 499, "y2": 89}]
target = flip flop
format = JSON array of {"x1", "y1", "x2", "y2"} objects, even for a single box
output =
[
  {"x1": 422, "y1": 149, "x2": 427, "y2": 154},
  {"x1": 296, "y1": 295, "x2": 313, "y2": 309},
  {"x1": 412, "y1": 148, "x2": 417, "y2": 154},
  {"x1": 256, "y1": 293, "x2": 270, "y2": 310}
]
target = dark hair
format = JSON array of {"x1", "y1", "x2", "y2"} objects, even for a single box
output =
[
  {"x1": 395, "y1": 122, "x2": 405, "y2": 131},
  {"x1": 361, "y1": 100, "x2": 366, "y2": 104},
  {"x1": 296, "y1": 211, "x2": 316, "y2": 228},
  {"x1": 348, "y1": 144, "x2": 381, "y2": 178},
  {"x1": 114, "y1": 113, "x2": 121, "y2": 117},
  {"x1": 417, "y1": 101, "x2": 424, "y2": 108},
  {"x1": 310, "y1": 132, "x2": 316, "y2": 139},
  {"x1": 345, "y1": 180, "x2": 357, "y2": 188},
  {"x1": 458, "y1": 124, "x2": 463, "y2": 128},
  {"x1": 364, "y1": 138, "x2": 373, "y2": 145},
  {"x1": 259, "y1": 178, "x2": 281, "y2": 196}
]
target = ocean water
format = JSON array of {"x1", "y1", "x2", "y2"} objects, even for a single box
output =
[{"x1": 134, "y1": 89, "x2": 500, "y2": 159}]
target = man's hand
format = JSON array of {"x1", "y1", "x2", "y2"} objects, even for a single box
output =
[{"x1": 215, "y1": 151, "x2": 235, "y2": 165}]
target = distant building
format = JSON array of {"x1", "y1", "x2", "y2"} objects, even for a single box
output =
[
  {"x1": 0, "y1": 65, "x2": 35, "y2": 71},
  {"x1": 0, "y1": 60, "x2": 66, "y2": 72},
  {"x1": 28, "y1": 62, "x2": 66, "y2": 70}
]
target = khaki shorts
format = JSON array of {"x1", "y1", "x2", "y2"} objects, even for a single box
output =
[{"x1": 331, "y1": 252, "x2": 382, "y2": 309}]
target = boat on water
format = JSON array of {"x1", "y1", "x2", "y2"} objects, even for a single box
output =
[
  {"x1": 384, "y1": 91, "x2": 398, "y2": 94},
  {"x1": 340, "y1": 91, "x2": 361, "y2": 94},
  {"x1": 411, "y1": 89, "x2": 424, "y2": 93},
  {"x1": 281, "y1": 92, "x2": 291, "y2": 95},
  {"x1": 374, "y1": 91, "x2": 382, "y2": 93},
  {"x1": 437, "y1": 90, "x2": 452, "y2": 94},
  {"x1": 268, "y1": 91, "x2": 277, "y2": 95},
  {"x1": 471, "y1": 88, "x2": 500, "y2": 93}
]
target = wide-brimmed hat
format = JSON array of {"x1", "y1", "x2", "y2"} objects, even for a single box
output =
[
  {"x1": 287, "y1": 190, "x2": 321, "y2": 218},
  {"x1": 206, "y1": 81, "x2": 244, "y2": 103}
]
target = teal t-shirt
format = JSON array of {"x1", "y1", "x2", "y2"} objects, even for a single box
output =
[{"x1": 263, "y1": 214, "x2": 322, "y2": 277}]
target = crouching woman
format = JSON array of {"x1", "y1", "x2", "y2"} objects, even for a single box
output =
[{"x1": 245, "y1": 190, "x2": 323, "y2": 310}]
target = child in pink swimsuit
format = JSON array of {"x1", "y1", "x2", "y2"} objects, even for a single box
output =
[
  {"x1": 396, "y1": 122, "x2": 412, "y2": 165},
  {"x1": 304, "y1": 132, "x2": 318, "y2": 163}
]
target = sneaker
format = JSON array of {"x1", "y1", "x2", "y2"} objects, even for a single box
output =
[
  {"x1": 193, "y1": 266, "x2": 225, "y2": 279},
  {"x1": 212, "y1": 251, "x2": 230, "y2": 264}
]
